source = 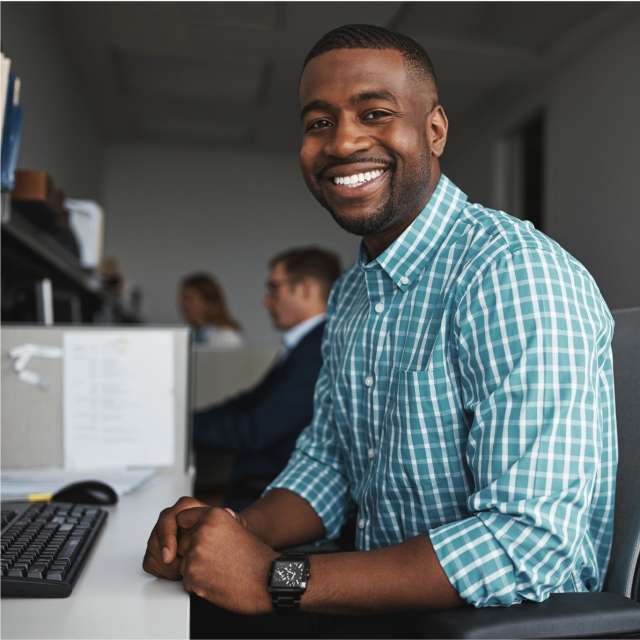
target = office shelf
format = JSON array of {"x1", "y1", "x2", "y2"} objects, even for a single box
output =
[{"x1": 1, "y1": 192, "x2": 105, "y2": 322}]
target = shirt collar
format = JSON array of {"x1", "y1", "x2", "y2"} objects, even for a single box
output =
[
  {"x1": 358, "y1": 174, "x2": 468, "y2": 290},
  {"x1": 282, "y1": 313, "x2": 327, "y2": 352}
]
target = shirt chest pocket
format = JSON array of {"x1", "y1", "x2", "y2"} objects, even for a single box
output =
[
  {"x1": 385, "y1": 367, "x2": 440, "y2": 428},
  {"x1": 383, "y1": 366, "x2": 468, "y2": 483}
]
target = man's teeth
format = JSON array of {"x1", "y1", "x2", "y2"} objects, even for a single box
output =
[{"x1": 333, "y1": 169, "x2": 385, "y2": 187}]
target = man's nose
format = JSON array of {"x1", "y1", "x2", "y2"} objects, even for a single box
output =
[{"x1": 324, "y1": 119, "x2": 371, "y2": 158}]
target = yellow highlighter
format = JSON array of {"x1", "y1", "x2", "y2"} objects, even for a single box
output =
[{"x1": 25, "y1": 492, "x2": 53, "y2": 502}]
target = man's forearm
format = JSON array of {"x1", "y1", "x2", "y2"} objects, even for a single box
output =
[
  {"x1": 302, "y1": 535, "x2": 463, "y2": 614},
  {"x1": 240, "y1": 488, "x2": 325, "y2": 549},
  {"x1": 240, "y1": 491, "x2": 462, "y2": 613}
]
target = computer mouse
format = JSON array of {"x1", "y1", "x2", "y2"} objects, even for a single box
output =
[{"x1": 52, "y1": 480, "x2": 118, "y2": 505}]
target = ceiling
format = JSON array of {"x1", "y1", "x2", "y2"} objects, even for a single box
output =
[{"x1": 51, "y1": 2, "x2": 631, "y2": 153}]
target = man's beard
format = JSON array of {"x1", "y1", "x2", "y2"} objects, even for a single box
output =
[
  {"x1": 327, "y1": 195, "x2": 397, "y2": 236},
  {"x1": 318, "y1": 159, "x2": 431, "y2": 238}
]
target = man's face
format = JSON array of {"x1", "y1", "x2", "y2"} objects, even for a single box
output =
[
  {"x1": 263, "y1": 262, "x2": 306, "y2": 331},
  {"x1": 299, "y1": 48, "x2": 437, "y2": 239}
]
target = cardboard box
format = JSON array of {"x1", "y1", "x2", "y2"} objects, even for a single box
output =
[{"x1": 12, "y1": 170, "x2": 53, "y2": 202}]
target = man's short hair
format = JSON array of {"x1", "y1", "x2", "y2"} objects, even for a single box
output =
[
  {"x1": 302, "y1": 24, "x2": 438, "y2": 95},
  {"x1": 270, "y1": 247, "x2": 342, "y2": 302}
]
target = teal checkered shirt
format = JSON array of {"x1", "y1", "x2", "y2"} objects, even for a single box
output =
[{"x1": 268, "y1": 175, "x2": 617, "y2": 607}]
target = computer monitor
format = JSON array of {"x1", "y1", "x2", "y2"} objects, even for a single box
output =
[{"x1": 1, "y1": 325, "x2": 192, "y2": 472}]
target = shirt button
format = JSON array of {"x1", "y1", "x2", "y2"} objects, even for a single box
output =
[
  {"x1": 400, "y1": 276, "x2": 409, "y2": 285},
  {"x1": 374, "y1": 302, "x2": 384, "y2": 314},
  {"x1": 367, "y1": 448, "x2": 375, "y2": 459},
  {"x1": 358, "y1": 518, "x2": 366, "y2": 529},
  {"x1": 364, "y1": 375, "x2": 374, "y2": 388}
]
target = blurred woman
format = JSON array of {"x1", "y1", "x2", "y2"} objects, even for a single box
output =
[{"x1": 179, "y1": 273, "x2": 244, "y2": 349}]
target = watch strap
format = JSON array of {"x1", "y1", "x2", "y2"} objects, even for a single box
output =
[
  {"x1": 268, "y1": 554, "x2": 310, "y2": 614},
  {"x1": 270, "y1": 590, "x2": 303, "y2": 613}
]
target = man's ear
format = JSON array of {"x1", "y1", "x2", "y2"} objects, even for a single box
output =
[
  {"x1": 293, "y1": 277, "x2": 311, "y2": 300},
  {"x1": 426, "y1": 105, "x2": 448, "y2": 158},
  {"x1": 299, "y1": 277, "x2": 321, "y2": 302},
  {"x1": 306, "y1": 278, "x2": 319, "y2": 301}
]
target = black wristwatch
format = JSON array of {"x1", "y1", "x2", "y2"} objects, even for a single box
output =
[{"x1": 267, "y1": 554, "x2": 310, "y2": 613}]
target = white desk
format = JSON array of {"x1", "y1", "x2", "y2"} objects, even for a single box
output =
[{"x1": 2, "y1": 472, "x2": 192, "y2": 639}]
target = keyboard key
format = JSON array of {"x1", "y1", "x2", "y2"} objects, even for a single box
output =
[
  {"x1": 8, "y1": 567, "x2": 26, "y2": 578},
  {"x1": 28, "y1": 567, "x2": 45, "y2": 579},
  {"x1": 46, "y1": 569, "x2": 64, "y2": 581},
  {"x1": 53, "y1": 563, "x2": 70, "y2": 575},
  {"x1": 58, "y1": 538, "x2": 81, "y2": 562}
]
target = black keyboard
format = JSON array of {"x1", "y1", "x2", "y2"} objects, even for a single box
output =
[{"x1": 1, "y1": 501, "x2": 107, "y2": 597}]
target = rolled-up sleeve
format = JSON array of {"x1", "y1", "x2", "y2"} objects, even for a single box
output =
[
  {"x1": 266, "y1": 288, "x2": 352, "y2": 540},
  {"x1": 430, "y1": 246, "x2": 615, "y2": 607}
]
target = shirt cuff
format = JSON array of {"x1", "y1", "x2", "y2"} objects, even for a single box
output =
[
  {"x1": 265, "y1": 450, "x2": 350, "y2": 540},
  {"x1": 429, "y1": 515, "x2": 520, "y2": 608}
]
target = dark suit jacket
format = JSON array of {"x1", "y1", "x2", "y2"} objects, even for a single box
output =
[{"x1": 193, "y1": 321, "x2": 325, "y2": 485}]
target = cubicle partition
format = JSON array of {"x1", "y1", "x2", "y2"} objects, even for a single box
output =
[{"x1": 1, "y1": 325, "x2": 192, "y2": 472}]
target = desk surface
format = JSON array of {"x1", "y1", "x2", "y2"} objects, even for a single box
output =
[{"x1": 2, "y1": 471, "x2": 192, "y2": 639}]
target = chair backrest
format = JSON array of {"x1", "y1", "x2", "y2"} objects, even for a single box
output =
[{"x1": 604, "y1": 307, "x2": 640, "y2": 600}]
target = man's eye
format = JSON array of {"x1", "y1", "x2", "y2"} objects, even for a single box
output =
[
  {"x1": 306, "y1": 119, "x2": 333, "y2": 131},
  {"x1": 363, "y1": 110, "x2": 390, "y2": 121}
]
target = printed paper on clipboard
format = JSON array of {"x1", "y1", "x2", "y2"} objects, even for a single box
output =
[{"x1": 63, "y1": 331, "x2": 175, "y2": 469}]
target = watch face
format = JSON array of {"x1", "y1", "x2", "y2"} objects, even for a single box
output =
[{"x1": 271, "y1": 560, "x2": 307, "y2": 588}]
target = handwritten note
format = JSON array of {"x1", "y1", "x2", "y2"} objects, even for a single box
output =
[{"x1": 63, "y1": 331, "x2": 175, "y2": 469}]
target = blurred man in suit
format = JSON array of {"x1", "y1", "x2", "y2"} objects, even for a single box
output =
[{"x1": 193, "y1": 246, "x2": 341, "y2": 509}]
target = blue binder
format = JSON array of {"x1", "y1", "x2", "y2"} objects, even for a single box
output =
[{"x1": 1, "y1": 71, "x2": 23, "y2": 191}]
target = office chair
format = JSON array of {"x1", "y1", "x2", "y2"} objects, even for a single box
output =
[{"x1": 406, "y1": 306, "x2": 640, "y2": 638}]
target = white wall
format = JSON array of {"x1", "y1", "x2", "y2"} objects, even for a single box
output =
[
  {"x1": 444, "y1": 16, "x2": 640, "y2": 311},
  {"x1": 103, "y1": 144, "x2": 359, "y2": 346},
  {"x1": 1, "y1": 3, "x2": 103, "y2": 199}
]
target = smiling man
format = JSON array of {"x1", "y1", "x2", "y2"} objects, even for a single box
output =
[
  {"x1": 143, "y1": 25, "x2": 616, "y2": 623},
  {"x1": 298, "y1": 43, "x2": 442, "y2": 256}
]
